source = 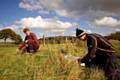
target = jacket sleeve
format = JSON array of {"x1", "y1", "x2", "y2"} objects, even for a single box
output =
[
  {"x1": 81, "y1": 35, "x2": 97, "y2": 63},
  {"x1": 30, "y1": 33, "x2": 39, "y2": 45},
  {"x1": 18, "y1": 42, "x2": 26, "y2": 49},
  {"x1": 18, "y1": 36, "x2": 28, "y2": 49},
  {"x1": 88, "y1": 35, "x2": 97, "y2": 59}
]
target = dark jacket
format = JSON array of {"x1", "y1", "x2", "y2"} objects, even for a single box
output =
[
  {"x1": 81, "y1": 33, "x2": 116, "y2": 65},
  {"x1": 80, "y1": 33, "x2": 120, "y2": 80},
  {"x1": 19, "y1": 33, "x2": 39, "y2": 49}
]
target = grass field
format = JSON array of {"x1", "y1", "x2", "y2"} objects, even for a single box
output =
[{"x1": 0, "y1": 40, "x2": 120, "y2": 80}]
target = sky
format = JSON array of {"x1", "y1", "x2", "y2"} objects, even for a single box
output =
[{"x1": 0, "y1": 0, "x2": 120, "y2": 39}]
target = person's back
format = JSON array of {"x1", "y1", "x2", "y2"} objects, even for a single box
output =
[
  {"x1": 86, "y1": 33, "x2": 116, "y2": 68},
  {"x1": 88, "y1": 33, "x2": 115, "y2": 52},
  {"x1": 25, "y1": 32, "x2": 39, "y2": 49},
  {"x1": 76, "y1": 28, "x2": 120, "y2": 80}
]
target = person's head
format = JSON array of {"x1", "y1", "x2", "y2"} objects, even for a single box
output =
[
  {"x1": 76, "y1": 28, "x2": 87, "y2": 41},
  {"x1": 23, "y1": 28, "x2": 30, "y2": 36}
]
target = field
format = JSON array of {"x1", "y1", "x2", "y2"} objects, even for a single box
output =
[{"x1": 0, "y1": 40, "x2": 120, "y2": 80}]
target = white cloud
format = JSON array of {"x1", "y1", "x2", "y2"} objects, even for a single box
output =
[
  {"x1": 0, "y1": 25, "x2": 19, "y2": 32},
  {"x1": 1, "y1": 16, "x2": 78, "y2": 36},
  {"x1": 38, "y1": 10, "x2": 50, "y2": 14},
  {"x1": 85, "y1": 29, "x2": 92, "y2": 33},
  {"x1": 19, "y1": 0, "x2": 120, "y2": 18},
  {"x1": 16, "y1": 16, "x2": 74, "y2": 31},
  {"x1": 115, "y1": 29, "x2": 120, "y2": 31},
  {"x1": 49, "y1": 29, "x2": 65, "y2": 33},
  {"x1": 93, "y1": 17, "x2": 120, "y2": 26},
  {"x1": 19, "y1": 2, "x2": 34, "y2": 11}
]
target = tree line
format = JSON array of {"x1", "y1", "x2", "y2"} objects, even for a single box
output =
[
  {"x1": 0, "y1": 28, "x2": 120, "y2": 44},
  {"x1": 40, "y1": 36, "x2": 77, "y2": 44},
  {"x1": 105, "y1": 31, "x2": 120, "y2": 41}
]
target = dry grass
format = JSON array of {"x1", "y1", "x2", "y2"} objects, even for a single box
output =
[{"x1": 1, "y1": 40, "x2": 119, "y2": 80}]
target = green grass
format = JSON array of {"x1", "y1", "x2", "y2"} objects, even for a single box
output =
[{"x1": 0, "y1": 40, "x2": 120, "y2": 80}]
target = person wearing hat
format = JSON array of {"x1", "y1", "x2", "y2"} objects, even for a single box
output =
[
  {"x1": 76, "y1": 28, "x2": 120, "y2": 80},
  {"x1": 18, "y1": 28, "x2": 39, "y2": 53}
]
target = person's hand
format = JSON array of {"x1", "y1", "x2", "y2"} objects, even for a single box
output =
[
  {"x1": 77, "y1": 58, "x2": 85, "y2": 67},
  {"x1": 80, "y1": 63, "x2": 85, "y2": 67},
  {"x1": 25, "y1": 40, "x2": 28, "y2": 43},
  {"x1": 16, "y1": 48, "x2": 20, "y2": 53}
]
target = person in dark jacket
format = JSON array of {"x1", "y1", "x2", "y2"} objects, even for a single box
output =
[
  {"x1": 18, "y1": 28, "x2": 39, "y2": 53},
  {"x1": 76, "y1": 28, "x2": 120, "y2": 80}
]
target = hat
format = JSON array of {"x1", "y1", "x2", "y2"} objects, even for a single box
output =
[{"x1": 76, "y1": 28, "x2": 85, "y2": 37}]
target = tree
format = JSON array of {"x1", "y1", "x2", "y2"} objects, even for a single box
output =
[
  {"x1": 14, "y1": 34, "x2": 23, "y2": 44},
  {"x1": 0, "y1": 28, "x2": 22, "y2": 43},
  {"x1": 105, "y1": 31, "x2": 120, "y2": 41}
]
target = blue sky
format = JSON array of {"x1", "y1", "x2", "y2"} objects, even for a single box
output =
[{"x1": 0, "y1": 0, "x2": 120, "y2": 39}]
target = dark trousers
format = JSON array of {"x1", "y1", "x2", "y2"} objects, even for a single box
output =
[
  {"x1": 84, "y1": 52, "x2": 120, "y2": 80},
  {"x1": 104, "y1": 54, "x2": 120, "y2": 80},
  {"x1": 22, "y1": 40, "x2": 39, "y2": 53}
]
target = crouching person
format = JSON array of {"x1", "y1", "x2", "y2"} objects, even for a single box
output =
[
  {"x1": 18, "y1": 28, "x2": 39, "y2": 53},
  {"x1": 76, "y1": 28, "x2": 120, "y2": 80}
]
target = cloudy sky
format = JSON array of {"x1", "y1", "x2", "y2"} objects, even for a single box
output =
[{"x1": 0, "y1": 0, "x2": 120, "y2": 38}]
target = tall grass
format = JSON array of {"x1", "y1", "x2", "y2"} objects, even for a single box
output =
[{"x1": 1, "y1": 40, "x2": 120, "y2": 80}]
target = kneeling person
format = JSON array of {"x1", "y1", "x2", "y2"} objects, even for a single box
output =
[
  {"x1": 18, "y1": 28, "x2": 39, "y2": 53},
  {"x1": 76, "y1": 28, "x2": 120, "y2": 80}
]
